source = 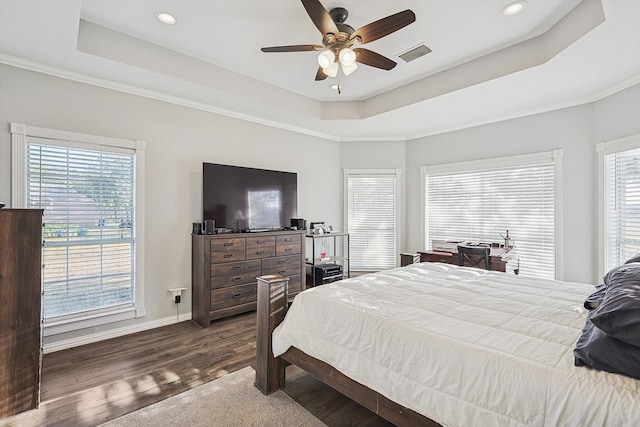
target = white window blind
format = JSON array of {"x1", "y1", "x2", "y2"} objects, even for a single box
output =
[
  {"x1": 26, "y1": 139, "x2": 136, "y2": 320},
  {"x1": 424, "y1": 153, "x2": 558, "y2": 280},
  {"x1": 346, "y1": 171, "x2": 399, "y2": 271},
  {"x1": 604, "y1": 146, "x2": 640, "y2": 271}
]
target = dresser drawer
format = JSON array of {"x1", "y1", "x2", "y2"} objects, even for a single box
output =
[
  {"x1": 262, "y1": 255, "x2": 301, "y2": 276},
  {"x1": 276, "y1": 234, "x2": 301, "y2": 247},
  {"x1": 246, "y1": 236, "x2": 275, "y2": 248},
  {"x1": 246, "y1": 246, "x2": 276, "y2": 259},
  {"x1": 210, "y1": 238, "x2": 245, "y2": 264},
  {"x1": 276, "y1": 244, "x2": 300, "y2": 256},
  {"x1": 275, "y1": 234, "x2": 301, "y2": 256},
  {"x1": 210, "y1": 283, "x2": 256, "y2": 311},
  {"x1": 210, "y1": 260, "x2": 261, "y2": 289}
]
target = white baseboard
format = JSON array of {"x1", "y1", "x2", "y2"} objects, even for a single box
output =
[{"x1": 43, "y1": 312, "x2": 192, "y2": 354}]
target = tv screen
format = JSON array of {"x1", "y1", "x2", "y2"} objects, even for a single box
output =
[{"x1": 203, "y1": 163, "x2": 297, "y2": 231}]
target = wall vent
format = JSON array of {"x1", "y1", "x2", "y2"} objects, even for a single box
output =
[{"x1": 398, "y1": 44, "x2": 432, "y2": 63}]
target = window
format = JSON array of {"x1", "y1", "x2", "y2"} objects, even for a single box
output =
[
  {"x1": 344, "y1": 169, "x2": 401, "y2": 271},
  {"x1": 598, "y1": 134, "x2": 640, "y2": 274},
  {"x1": 422, "y1": 151, "x2": 562, "y2": 280},
  {"x1": 11, "y1": 123, "x2": 145, "y2": 332}
]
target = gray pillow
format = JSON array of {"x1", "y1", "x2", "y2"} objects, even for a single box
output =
[
  {"x1": 584, "y1": 284, "x2": 605, "y2": 310},
  {"x1": 591, "y1": 263, "x2": 640, "y2": 347},
  {"x1": 625, "y1": 252, "x2": 640, "y2": 264},
  {"x1": 574, "y1": 309, "x2": 640, "y2": 380}
]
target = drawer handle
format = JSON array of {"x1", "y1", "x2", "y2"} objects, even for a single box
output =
[
  {"x1": 284, "y1": 237, "x2": 292, "y2": 242},
  {"x1": 232, "y1": 265, "x2": 243, "y2": 270},
  {"x1": 224, "y1": 254, "x2": 233, "y2": 258},
  {"x1": 232, "y1": 277, "x2": 242, "y2": 282},
  {"x1": 257, "y1": 251, "x2": 265, "y2": 255},
  {"x1": 232, "y1": 292, "x2": 243, "y2": 298},
  {"x1": 278, "y1": 260, "x2": 286, "y2": 264},
  {"x1": 224, "y1": 242, "x2": 234, "y2": 247},
  {"x1": 278, "y1": 270, "x2": 286, "y2": 274},
  {"x1": 257, "y1": 240, "x2": 265, "y2": 244},
  {"x1": 284, "y1": 248, "x2": 293, "y2": 252}
]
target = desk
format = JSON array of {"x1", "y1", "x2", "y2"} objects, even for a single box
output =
[{"x1": 418, "y1": 247, "x2": 509, "y2": 272}]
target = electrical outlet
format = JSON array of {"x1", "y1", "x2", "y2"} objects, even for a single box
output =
[{"x1": 168, "y1": 287, "x2": 187, "y2": 304}]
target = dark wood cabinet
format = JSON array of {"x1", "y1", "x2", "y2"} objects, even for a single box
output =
[
  {"x1": 192, "y1": 230, "x2": 305, "y2": 328},
  {"x1": 0, "y1": 209, "x2": 43, "y2": 418}
]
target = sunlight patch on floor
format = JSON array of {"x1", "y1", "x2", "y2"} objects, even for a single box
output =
[
  {"x1": 77, "y1": 386, "x2": 107, "y2": 423},
  {"x1": 162, "y1": 369, "x2": 181, "y2": 385},
  {"x1": 135, "y1": 374, "x2": 161, "y2": 395},
  {"x1": 106, "y1": 380, "x2": 136, "y2": 407}
]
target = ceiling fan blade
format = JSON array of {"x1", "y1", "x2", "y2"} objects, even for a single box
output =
[
  {"x1": 351, "y1": 9, "x2": 416, "y2": 44},
  {"x1": 315, "y1": 67, "x2": 328, "y2": 81},
  {"x1": 261, "y1": 44, "x2": 323, "y2": 53},
  {"x1": 353, "y1": 48, "x2": 397, "y2": 70},
  {"x1": 302, "y1": 0, "x2": 339, "y2": 35}
]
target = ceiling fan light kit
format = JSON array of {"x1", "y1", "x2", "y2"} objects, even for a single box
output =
[
  {"x1": 317, "y1": 50, "x2": 335, "y2": 69},
  {"x1": 261, "y1": 0, "x2": 416, "y2": 83},
  {"x1": 338, "y1": 48, "x2": 356, "y2": 67},
  {"x1": 324, "y1": 61, "x2": 339, "y2": 77},
  {"x1": 342, "y1": 61, "x2": 358, "y2": 76}
]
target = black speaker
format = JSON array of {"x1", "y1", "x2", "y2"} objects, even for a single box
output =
[
  {"x1": 192, "y1": 222, "x2": 202, "y2": 235},
  {"x1": 203, "y1": 219, "x2": 215, "y2": 235},
  {"x1": 290, "y1": 218, "x2": 306, "y2": 231}
]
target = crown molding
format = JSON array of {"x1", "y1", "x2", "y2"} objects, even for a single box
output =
[
  {"x1": 0, "y1": 53, "x2": 342, "y2": 142},
  {"x1": 406, "y1": 74, "x2": 640, "y2": 141}
]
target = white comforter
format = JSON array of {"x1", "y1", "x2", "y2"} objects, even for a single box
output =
[{"x1": 272, "y1": 263, "x2": 640, "y2": 427}]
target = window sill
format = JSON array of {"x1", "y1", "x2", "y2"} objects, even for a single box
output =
[{"x1": 43, "y1": 305, "x2": 144, "y2": 336}]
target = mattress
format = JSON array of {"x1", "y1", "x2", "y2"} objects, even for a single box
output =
[{"x1": 272, "y1": 262, "x2": 640, "y2": 427}]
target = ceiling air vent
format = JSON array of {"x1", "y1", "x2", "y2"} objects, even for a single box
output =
[{"x1": 398, "y1": 44, "x2": 432, "y2": 63}]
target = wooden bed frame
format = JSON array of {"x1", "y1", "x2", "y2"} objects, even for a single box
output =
[{"x1": 254, "y1": 275, "x2": 440, "y2": 427}]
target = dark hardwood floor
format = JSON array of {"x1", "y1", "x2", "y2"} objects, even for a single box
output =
[{"x1": 31, "y1": 312, "x2": 393, "y2": 426}]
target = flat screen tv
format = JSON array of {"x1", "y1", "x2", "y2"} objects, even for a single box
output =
[{"x1": 203, "y1": 163, "x2": 297, "y2": 231}]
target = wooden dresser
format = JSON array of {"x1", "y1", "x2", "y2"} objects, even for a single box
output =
[
  {"x1": 0, "y1": 209, "x2": 43, "y2": 418},
  {"x1": 192, "y1": 230, "x2": 305, "y2": 328}
]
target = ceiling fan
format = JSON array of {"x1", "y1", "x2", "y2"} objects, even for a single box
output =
[{"x1": 261, "y1": 0, "x2": 416, "y2": 81}]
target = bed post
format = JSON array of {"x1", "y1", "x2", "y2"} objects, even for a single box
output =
[{"x1": 255, "y1": 274, "x2": 289, "y2": 395}]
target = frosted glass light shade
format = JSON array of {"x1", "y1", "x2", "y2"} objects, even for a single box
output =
[
  {"x1": 338, "y1": 48, "x2": 356, "y2": 67},
  {"x1": 324, "y1": 62, "x2": 339, "y2": 77},
  {"x1": 317, "y1": 50, "x2": 335, "y2": 69},
  {"x1": 342, "y1": 61, "x2": 358, "y2": 76}
]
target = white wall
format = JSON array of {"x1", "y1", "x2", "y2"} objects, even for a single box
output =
[
  {"x1": 594, "y1": 83, "x2": 640, "y2": 143},
  {"x1": 0, "y1": 64, "x2": 341, "y2": 347}
]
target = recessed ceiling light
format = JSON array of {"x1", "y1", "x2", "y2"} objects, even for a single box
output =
[
  {"x1": 502, "y1": 1, "x2": 527, "y2": 16},
  {"x1": 156, "y1": 12, "x2": 177, "y2": 25}
]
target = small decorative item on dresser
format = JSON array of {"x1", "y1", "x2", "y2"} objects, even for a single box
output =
[
  {"x1": 203, "y1": 219, "x2": 215, "y2": 235},
  {"x1": 192, "y1": 222, "x2": 202, "y2": 235},
  {"x1": 291, "y1": 218, "x2": 306, "y2": 231}
]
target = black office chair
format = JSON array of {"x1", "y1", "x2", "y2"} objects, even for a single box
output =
[{"x1": 457, "y1": 245, "x2": 491, "y2": 270}]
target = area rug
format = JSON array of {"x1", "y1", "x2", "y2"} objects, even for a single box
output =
[{"x1": 99, "y1": 366, "x2": 326, "y2": 427}]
